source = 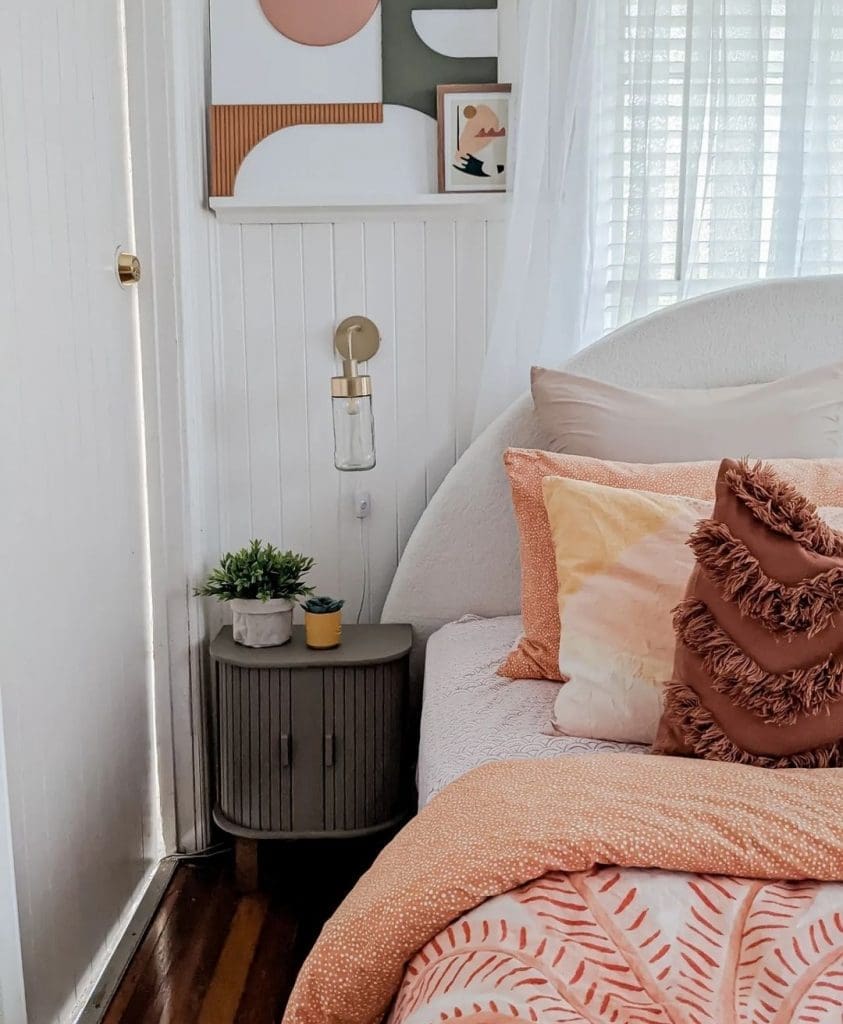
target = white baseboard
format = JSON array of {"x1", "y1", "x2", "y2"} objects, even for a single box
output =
[{"x1": 69, "y1": 859, "x2": 177, "y2": 1024}]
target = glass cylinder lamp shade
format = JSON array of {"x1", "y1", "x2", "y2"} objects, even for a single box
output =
[{"x1": 331, "y1": 373, "x2": 376, "y2": 471}]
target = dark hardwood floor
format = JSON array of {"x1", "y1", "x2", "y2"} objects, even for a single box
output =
[{"x1": 102, "y1": 838, "x2": 385, "y2": 1024}]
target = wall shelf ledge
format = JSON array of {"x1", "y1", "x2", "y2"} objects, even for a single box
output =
[{"x1": 209, "y1": 193, "x2": 509, "y2": 224}]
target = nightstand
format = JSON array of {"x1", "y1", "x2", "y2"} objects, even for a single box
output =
[{"x1": 210, "y1": 623, "x2": 413, "y2": 890}]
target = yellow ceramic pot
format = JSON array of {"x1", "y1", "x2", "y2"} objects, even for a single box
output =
[{"x1": 305, "y1": 610, "x2": 342, "y2": 649}]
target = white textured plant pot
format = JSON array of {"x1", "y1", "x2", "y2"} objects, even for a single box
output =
[{"x1": 230, "y1": 598, "x2": 294, "y2": 648}]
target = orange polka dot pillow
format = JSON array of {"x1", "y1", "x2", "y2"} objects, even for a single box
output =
[{"x1": 500, "y1": 449, "x2": 843, "y2": 681}]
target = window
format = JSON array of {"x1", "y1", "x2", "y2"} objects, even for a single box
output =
[{"x1": 597, "y1": 0, "x2": 843, "y2": 332}]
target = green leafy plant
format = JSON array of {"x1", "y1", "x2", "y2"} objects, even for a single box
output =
[
  {"x1": 195, "y1": 540, "x2": 315, "y2": 603},
  {"x1": 303, "y1": 595, "x2": 345, "y2": 614}
]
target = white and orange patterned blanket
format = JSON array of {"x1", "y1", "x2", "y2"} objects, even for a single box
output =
[
  {"x1": 283, "y1": 755, "x2": 843, "y2": 1024},
  {"x1": 391, "y1": 869, "x2": 843, "y2": 1024}
]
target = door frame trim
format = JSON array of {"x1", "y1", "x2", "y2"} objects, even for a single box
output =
[{"x1": 124, "y1": 0, "x2": 218, "y2": 854}]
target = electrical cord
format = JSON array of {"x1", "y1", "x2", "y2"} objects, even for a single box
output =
[
  {"x1": 162, "y1": 841, "x2": 231, "y2": 863},
  {"x1": 356, "y1": 516, "x2": 368, "y2": 624}
]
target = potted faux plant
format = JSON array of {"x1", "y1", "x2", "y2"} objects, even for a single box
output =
[
  {"x1": 195, "y1": 540, "x2": 314, "y2": 648},
  {"x1": 303, "y1": 596, "x2": 345, "y2": 650}
]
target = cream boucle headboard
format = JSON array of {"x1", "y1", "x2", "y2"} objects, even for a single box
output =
[{"x1": 382, "y1": 276, "x2": 843, "y2": 674}]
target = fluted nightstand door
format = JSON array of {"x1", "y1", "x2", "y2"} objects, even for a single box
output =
[
  {"x1": 217, "y1": 662, "x2": 294, "y2": 832},
  {"x1": 322, "y1": 662, "x2": 404, "y2": 831}
]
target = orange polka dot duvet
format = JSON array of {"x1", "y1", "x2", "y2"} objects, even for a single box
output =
[{"x1": 283, "y1": 754, "x2": 843, "y2": 1024}]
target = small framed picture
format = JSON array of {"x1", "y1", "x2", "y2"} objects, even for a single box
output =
[{"x1": 437, "y1": 83, "x2": 512, "y2": 194}]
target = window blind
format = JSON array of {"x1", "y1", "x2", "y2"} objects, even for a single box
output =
[{"x1": 597, "y1": 0, "x2": 843, "y2": 332}]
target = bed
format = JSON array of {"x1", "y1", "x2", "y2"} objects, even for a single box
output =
[{"x1": 284, "y1": 277, "x2": 843, "y2": 1024}]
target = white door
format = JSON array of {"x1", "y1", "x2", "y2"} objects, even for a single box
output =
[
  {"x1": 0, "y1": 692, "x2": 26, "y2": 1024},
  {"x1": 0, "y1": 5, "x2": 160, "y2": 1023}
]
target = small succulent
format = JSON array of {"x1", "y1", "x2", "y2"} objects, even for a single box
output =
[
  {"x1": 194, "y1": 540, "x2": 315, "y2": 602},
  {"x1": 303, "y1": 595, "x2": 345, "y2": 615}
]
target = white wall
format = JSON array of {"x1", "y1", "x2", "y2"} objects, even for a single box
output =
[{"x1": 203, "y1": 217, "x2": 505, "y2": 619}]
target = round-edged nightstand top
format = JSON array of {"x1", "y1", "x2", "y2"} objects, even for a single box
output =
[{"x1": 210, "y1": 622, "x2": 413, "y2": 668}]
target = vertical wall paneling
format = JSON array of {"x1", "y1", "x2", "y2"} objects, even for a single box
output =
[
  {"x1": 209, "y1": 218, "x2": 504, "y2": 620},
  {"x1": 392, "y1": 222, "x2": 429, "y2": 558},
  {"x1": 485, "y1": 218, "x2": 507, "y2": 333},
  {"x1": 363, "y1": 222, "x2": 399, "y2": 620},
  {"x1": 217, "y1": 225, "x2": 253, "y2": 542},
  {"x1": 272, "y1": 225, "x2": 311, "y2": 558},
  {"x1": 332, "y1": 222, "x2": 368, "y2": 616},
  {"x1": 423, "y1": 221, "x2": 459, "y2": 500},
  {"x1": 301, "y1": 225, "x2": 343, "y2": 600},
  {"x1": 455, "y1": 220, "x2": 489, "y2": 456},
  {"x1": 242, "y1": 225, "x2": 284, "y2": 540}
]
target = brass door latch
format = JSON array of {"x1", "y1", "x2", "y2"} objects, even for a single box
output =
[{"x1": 116, "y1": 251, "x2": 141, "y2": 286}]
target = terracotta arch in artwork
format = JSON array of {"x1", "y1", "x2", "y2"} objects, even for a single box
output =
[
  {"x1": 258, "y1": 0, "x2": 380, "y2": 46},
  {"x1": 209, "y1": 103, "x2": 384, "y2": 196}
]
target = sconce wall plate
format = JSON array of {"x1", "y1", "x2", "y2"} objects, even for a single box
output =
[{"x1": 334, "y1": 316, "x2": 381, "y2": 362}]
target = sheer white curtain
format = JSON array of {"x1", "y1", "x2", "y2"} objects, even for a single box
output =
[
  {"x1": 475, "y1": 0, "x2": 843, "y2": 433},
  {"x1": 473, "y1": 0, "x2": 604, "y2": 432}
]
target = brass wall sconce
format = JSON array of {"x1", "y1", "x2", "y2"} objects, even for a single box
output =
[{"x1": 331, "y1": 316, "x2": 380, "y2": 471}]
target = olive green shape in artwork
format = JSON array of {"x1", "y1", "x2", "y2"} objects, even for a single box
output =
[{"x1": 382, "y1": 0, "x2": 498, "y2": 120}]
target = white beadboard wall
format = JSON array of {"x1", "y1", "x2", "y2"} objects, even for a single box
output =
[{"x1": 206, "y1": 218, "x2": 505, "y2": 620}]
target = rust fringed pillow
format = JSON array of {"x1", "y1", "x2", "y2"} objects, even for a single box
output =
[{"x1": 654, "y1": 458, "x2": 843, "y2": 767}]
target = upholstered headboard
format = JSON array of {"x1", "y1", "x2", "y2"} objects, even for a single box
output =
[{"x1": 381, "y1": 276, "x2": 843, "y2": 673}]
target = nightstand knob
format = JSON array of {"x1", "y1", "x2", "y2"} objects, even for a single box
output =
[
  {"x1": 280, "y1": 733, "x2": 291, "y2": 767},
  {"x1": 324, "y1": 733, "x2": 335, "y2": 767}
]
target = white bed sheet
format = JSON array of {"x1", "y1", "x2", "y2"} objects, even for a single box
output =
[{"x1": 417, "y1": 615, "x2": 645, "y2": 807}]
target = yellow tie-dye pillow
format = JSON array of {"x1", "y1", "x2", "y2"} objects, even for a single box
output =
[{"x1": 542, "y1": 475, "x2": 711, "y2": 744}]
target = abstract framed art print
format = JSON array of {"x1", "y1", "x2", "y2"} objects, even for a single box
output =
[{"x1": 437, "y1": 83, "x2": 511, "y2": 193}]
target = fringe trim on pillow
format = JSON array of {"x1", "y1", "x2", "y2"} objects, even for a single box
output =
[
  {"x1": 673, "y1": 599, "x2": 843, "y2": 724},
  {"x1": 724, "y1": 458, "x2": 843, "y2": 557},
  {"x1": 689, "y1": 520, "x2": 843, "y2": 637},
  {"x1": 659, "y1": 679, "x2": 843, "y2": 768}
]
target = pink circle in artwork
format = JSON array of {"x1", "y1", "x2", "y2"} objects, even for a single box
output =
[{"x1": 258, "y1": 0, "x2": 380, "y2": 46}]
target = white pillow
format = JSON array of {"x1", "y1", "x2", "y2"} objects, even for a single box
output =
[{"x1": 531, "y1": 361, "x2": 843, "y2": 463}]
